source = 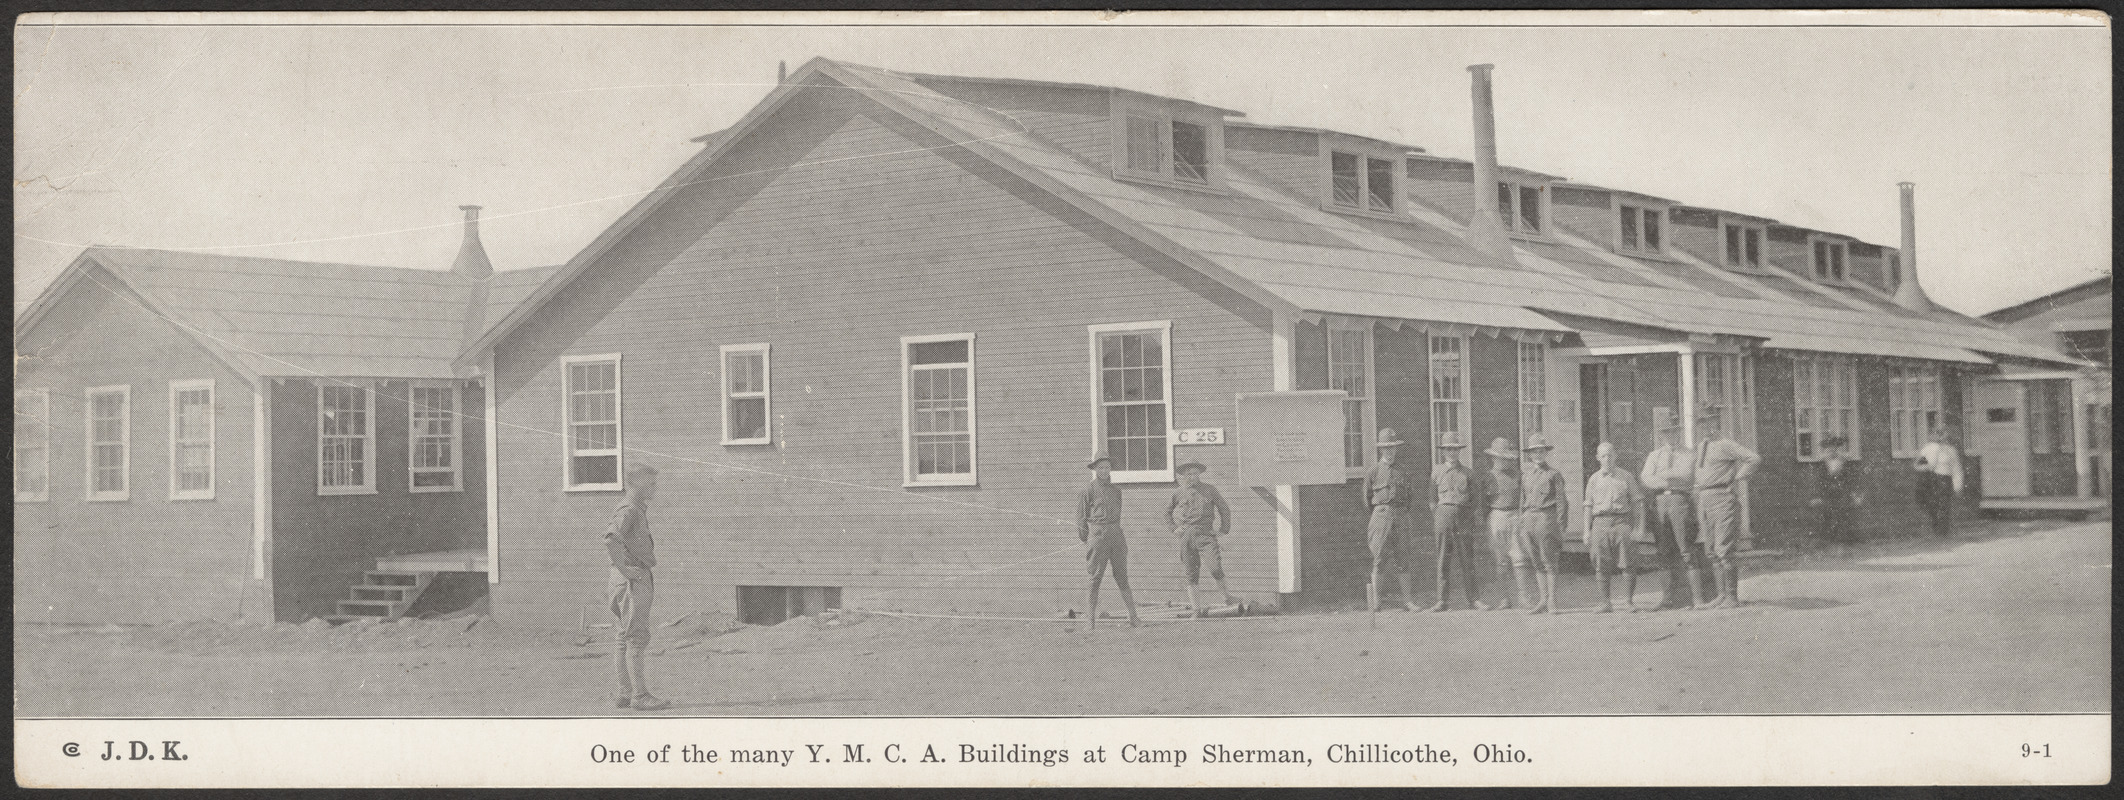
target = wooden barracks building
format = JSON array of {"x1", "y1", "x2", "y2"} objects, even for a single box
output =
[{"x1": 15, "y1": 58, "x2": 2097, "y2": 625}]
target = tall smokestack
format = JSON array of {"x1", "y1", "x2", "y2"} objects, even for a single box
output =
[
  {"x1": 1464, "y1": 64, "x2": 1517, "y2": 264},
  {"x1": 1891, "y1": 182, "x2": 1937, "y2": 312},
  {"x1": 451, "y1": 205, "x2": 494, "y2": 280}
]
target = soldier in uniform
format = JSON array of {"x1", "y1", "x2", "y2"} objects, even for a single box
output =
[
  {"x1": 1516, "y1": 434, "x2": 1569, "y2": 614},
  {"x1": 1481, "y1": 437, "x2": 1528, "y2": 611},
  {"x1": 1362, "y1": 428, "x2": 1421, "y2": 612},
  {"x1": 1428, "y1": 432, "x2": 1488, "y2": 611},
  {"x1": 1912, "y1": 427, "x2": 1965, "y2": 539},
  {"x1": 1582, "y1": 442, "x2": 1646, "y2": 613},
  {"x1": 603, "y1": 463, "x2": 670, "y2": 711},
  {"x1": 1165, "y1": 461, "x2": 1236, "y2": 616},
  {"x1": 1076, "y1": 452, "x2": 1141, "y2": 629},
  {"x1": 1639, "y1": 412, "x2": 1708, "y2": 610},
  {"x1": 1693, "y1": 408, "x2": 1763, "y2": 609}
]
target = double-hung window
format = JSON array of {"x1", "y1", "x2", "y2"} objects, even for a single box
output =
[
  {"x1": 1812, "y1": 239, "x2": 1848, "y2": 282},
  {"x1": 1518, "y1": 342, "x2": 1548, "y2": 446},
  {"x1": 86, "y1": 385, "x2": 131, "y2": 501},
  {"x1": 1722, "y1": 223, "x2": 1764, "y2": 270},
  {"x1": 720, "y1": 344, "x2": 772, "y2": 446},
  {"x1": 1327, "y1": 324, "x2": 1374, "y2": 472},
  {"x1": 15, "y1": 388, "x2": 50, "y2": 502},
  {"x1": 1328, "y1": 151, "x2": 1397, "y2": 214},
  {"x1": 564, "y1": 355, "x2": 623, "y2": 490},
  {"x1": 1696, "y1": 352, "x2": 1760, "y2": 449},
  {"x1": 903, "y1": 334, "x2": 977, "y2": 486},
  {"x1": 169, "y1": 379, "x2": 215, "y2": 500},
  {"x1": 1429, "y1": 335, "x2": 1470, "y2": 466},
  {"x1": 1497, "y1": 182, "x2": 1544, "y2": 235},
  {"x1": 1793, "y1": 355, "x2": 1858, "y2": 460},
  {"x1": 1117, "y1": 107, "x2": 1215, "y2": 187},
  {"x1": 1618, "y1": 205, "x2": 1663, "y2": 253},
  {"x1": 1889, "y1": 364, "x2": 1942, "y2": 458},
  {"x1": 319, "y1": 383, "x2": 375, "y2": 495},
  {"x1": 409, "y1": 383, "x2": 462, "y2": 492},
  {"x1": 1089, "y1": 321, "x2": 1173, "y2": 482}
]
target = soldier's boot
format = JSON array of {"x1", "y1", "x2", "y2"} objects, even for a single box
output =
[
  {"x1": 1516, "y1": 567, "x2": 1540, "y2": 613},
  {"x1": 1397, "y1": 574, "x2": 1420, "y2": 612},
  {"x1": 1655, "y1": 566, "x2": 1688, "y2": 610},
  {"x1": 1493, "y1": 566, "x2": 1516, "y2": 610},
  {"x1": 1185, "y1": 584, "x2": 1201, "y2": 616},
  {"x1": 1624, "y1": 572, "x2": 1642, "y2": 612},
  {"x1": 1715, "y1": 565, "x2": 1742, "y2": 609},
  {"x1": 614, "y1": 640, "x2": 634, "y2": 708},
  {"x1": 1707, "y1": 565, "x2": 1735, "y2": 609},
  {"x1": 1595, "y1": 575, "x2": 1614, "y2": 613},
  {"x1": 1526, "y1": 572, "x2": 1552, "y2": 615},
  {"x1": 625, "y1": 641, "x2": 668, "y2": 711},
  {"x1": 1216, "y1": 577, "x2": 1240, "y2": 607},
  {"x1": 1685, "y1": 568, "x2": 1710, "y2": 610}
]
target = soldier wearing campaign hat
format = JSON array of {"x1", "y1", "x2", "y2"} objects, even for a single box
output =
[
  {"x1": 1166, "y1": 461, "x2": 1236, "y2": 615},
  {"x1": 1427, "y1": 432, "x2": 1488, "y2": 611},
  {"x1": 1075, "y1": 451, "x2": 1140, "y2": 628},
  {"x1": 1361, "y1": 428, "x2": 1422, "y2": 612},
  {"x1": 1692, "y1": 406, "x2": 1762, "y2": 609},
  {"x1": 1480, "y1": 437, "x2": 1530, "y2": 610},
  {"x1": 1515, "y1": 434, "x2": 1569, "y2": 614},
  {"x1": 1638, "y1": 409, "x2": 1708, "y2": 610}
]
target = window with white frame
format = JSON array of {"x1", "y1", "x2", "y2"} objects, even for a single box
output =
[
  {"x1": 1695, "y1": 352, "x2": 1760, "y2": 450},
  {"x1": 1497, "y1": 181, "x2": 1544, "y2": 235},
  {"x1": 1429, "y1": 334, "x2": 1470, "y2": 465},
  {"x1": 169, "y1": 379, "x2": 215, "y2": 500},
  {"x1": 1618, "y1": 204, "x2": 1663, "y2": 253},
  {"x1": 1722, "y1": 223, "x2": 1765, "y2": 270},
  {"x1": 904, "y1": 334, "x2": 977, "y2": 486},
  {"x1": 720, "y1": 344, "x2": 771, "y2": 446},
  {"x1": 1090, "y1": 321, "x2": 1173, "y2": 481},
  {"x1": 86, "y1": 385, "x2": 130, "y2": 501},
  {"x1": 1518, "y1": 342, "x2": 1548, "y2": 446},
  {"x1": 1811, "y1": 239, "x2": 1849, "y2": 282},
  {"x1": 1328, "y1": 151, "x2": 1397, "y2": 214},
  {"x1": 318, "y1": 383, "x2": 374, "y2": 494},
  {"x1": 15, "y1": 388, "x2": 50, "y2": 502},
  {"x1": 564, "y1": 356, "x2": 622, "y2": 490},
  {"x1": 1328, "y1": 324, "x2": 1375, "y2": 471},
  {"x1": 409, "y1": 383, "x2": 462, "y2": 492},
  {"x1": 1890, "y1": 364, "x2": 1942, "y2": 458},
  {"x1": 1118, "y1": 107, "x2": 1214, "y2": 186},
  {"x1": 1793, "y1": 355, "x2": 1858, "y2": 460}
]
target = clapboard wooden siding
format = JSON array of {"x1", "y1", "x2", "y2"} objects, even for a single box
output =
[
  {"x1": 488, "y1": 80, "x2": 1276, "y2": 625},
  {"x1": 912, "y1": 78, "x2": 1113, "y2": 172},
  {"x1": 267, "y1": 378, "x2": 487, "y2": 621},
  {"x1": 1226, "y1": 127, "x2": 1324, "y2": 204},
  {"x1": 1406, "y1": 161, "x2": 1480, "y2": 223},
  {"x1": 13, "y1": 265, "x2": 265, "y2": 624}
]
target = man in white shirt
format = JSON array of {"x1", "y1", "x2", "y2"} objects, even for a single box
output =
[{"x1": 1912, "y1": 427, "x2": 1966, "y2": 539}]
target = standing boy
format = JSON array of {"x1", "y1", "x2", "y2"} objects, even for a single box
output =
[
  {"x1": 1362, "y1": 428, "x2": 1421, "y2": 612},
  {"x1": 1077, "y1": 452, "x2": 1141, "y2": 629},
  {"x1": 1583, "y1": 442, "x2": 1647, "y2": 613},
  {"x1": 1516, "y1": 435, "x2": 1569, "y2": 614},
  {"x1": 1639, "y1": 414, "x2": 1706, "y2": 610},
  {"x1": 1912, "y1": 427, "x2": 1965, "y2": 539},
  {"x1": 1166, "y1": 461, "x2": 1236, "y2": 615},
  {"x1": 1481, "y1": 437, "x2": 1527, "y2": 611},
  {"x1": 1428, "y1": 433, "x2": 1488, "y2": 611},
  {"x1": 604, "y1": 464, "x2": 670, "y2": 711}
]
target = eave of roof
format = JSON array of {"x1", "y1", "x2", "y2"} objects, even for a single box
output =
[
  {"x1": 1226, "y1": 121, "x2": 1426, "y2": 154},
  {"x1": 1981, "y1": 274, "x2": 2114, "y2": 323}
]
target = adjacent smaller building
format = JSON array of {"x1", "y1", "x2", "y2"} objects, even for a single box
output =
[{"x1": 1973, "y1": 275, "x2": 2111, "y2": 511}]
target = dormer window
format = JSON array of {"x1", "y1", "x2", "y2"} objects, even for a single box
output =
[
  {"x1": 1328, "y1": 150, "x2": 1397, "y2": 214},
  {"x1": 1619, "y1": 204, "x2": 1663, "y2": 253},
  {"x1": 1811, "y1": 239, "x2": 1848, "y2": 282},
  {"x1": 1722, "y1": 222, "x2": 1765, "y2": 270},
  {"x1": 1116, "y1": 104, "x2": 1218, "y2": 187},
  {"x1": 1498, "y1": 181, "x2": 1543, "y2": 235}
]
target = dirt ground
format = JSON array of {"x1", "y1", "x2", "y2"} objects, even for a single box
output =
[{"x1": 15, "y1": 517, "x2": 2109, "y2": 717}]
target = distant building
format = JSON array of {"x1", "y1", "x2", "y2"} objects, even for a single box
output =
[
  {"x1": 1973, "y1": 275, "x2": 2111, "y2": 510},
  {"x1": 13, "y1": 209, "x2": 556, "y2": 624}
]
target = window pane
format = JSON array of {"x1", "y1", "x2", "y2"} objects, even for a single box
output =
[
  {"x1": 1643, "y1": 210, "x2": 1661, "y2": 250},
  {"x1": 1365, "y1": 157, "x2": 1395, "y2": 211},
  {"x1": 730, "y1": 397, "x2": 767, "y2": 440},
  {"x1": 1830, "y1": 245, "x2": 1846, "y2": 279},
  {"x1": 573, "y1": 455, "x2": 618, "y2": 486},
  {"x1": 1519, "y1": 186, "x2": 1541, "y2": 232},
  {"x1": 1126, "y1": 115, "x2": 1162, "y2": 172},
  {"x1": 1744, "y1": 229, "x2": 1761, "y2": 266},
  {"x1": 1813, "y1": 242, "x2": 1829, "y2": 278},
  {"x1": 1725, "y1": 225, "x2": 1742, "y2": 265},
  {"x1": 910, "y1": 340, "x2": 968, "y2": 365},
  {"x1": 1171, "y1": 121, "x2": 1208, "y2": 183},
  {"x1": 1619, "y1": 205, "x2": 1639, "y2": 249},
  {"x1": 1330, "y1": 152, "x2": 1360, "y2": 205},
  {"x1": 1498, "y1": 183, "x2": 1515, "y2": 227}
]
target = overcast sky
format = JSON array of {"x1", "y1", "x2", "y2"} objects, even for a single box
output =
[{"x1": 14, "y1": 11, "x2": 2111, "y2": 317}]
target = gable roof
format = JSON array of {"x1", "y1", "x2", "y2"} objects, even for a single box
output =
[
  {"x1": 1981, "y1": 274, "x2": 2113, "y2": 324},
  {"x1": 16, "y1": 247, "x2": 561, "y2": 380},
  {"x1": 464, "y1": 57, "x2": 2080, "y2": 370}
]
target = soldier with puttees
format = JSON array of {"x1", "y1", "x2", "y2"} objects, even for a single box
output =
[
  {"x1": 1166, "y1": 460, "x2": 1237, "y2": 616},
  {"x1": 1076, "y1": 451, "x2": 1142, "y2": 629},
  {"x1": 603, "y1": 463, "x2": 670, "y2": 711},
  {"x1": 1583, "y1": 441, "x2": 1647, "y2": 613},
  {"x1": 1693, "y1": 407, "x2": 1763, "y2": 609},
  {"x1": 1481, "y1": 437, "x2": 1529, "y2": 611},
  {"x1": 1515, "y1": 434, "x2": 1569, "y2": 615},
  {"x1": 1362, "y1": 428, "x2": 1422, "y2": 612},
  {"x1": 1639, "y1": 411, "x2": 1709, "y2": 610},
  {"x1": 1428, "y1": 432, "x2": 1489, "y2": 612}
]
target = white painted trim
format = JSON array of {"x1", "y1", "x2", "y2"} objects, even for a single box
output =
[
  {"x1": 1718, "y1": 219, "x2": 1770, "y2": 273},
  {"x1": 1678, "y1": 346, "x2": 1697, "y2": 450},
  {"x1": 1807, "y1": 236, "x2": 1853, "y2": 284},
  {"x1": 1271, "y1": 310, "x2": 1302, "y2": 594},
  {"x1": 900, "y1": 333, "x2": 979, "y2": 488},
  {"x1": 561, "y1": 353, "x2": 625, "y2": 492},
  {"x1": 1427, "y1": 333, "x2": 1474, "y2": 468},
  {"x1": 316, "y1": 381, "x2": 377, "y2": 496},
  {"x1": 1320, "y1": 142, "x2": 1406, "y2": 220},
  {"x1": 406, "y1": 381, "x2": 464, "y2": 493},
  {"x1": 84, "y1": 384, "x2": 131, "y2": 502},
  {"x1": 167, "y1": 379, "x2": 216, "y2": 500},
  {"x1": 14, "y1": 388, "x2": 50, "y2": 502},
  {"x1": 1614, "y1": 202, "x2": 1670, "y2": 255},
  {"x1": 1109, "y1": 94, "x2": 1227, "y2": 192},
  {"x1": 252, "y1": 382, "x2": 271, "y2": 581},
  {"x1": 484, "y1": 357, "x2": 501, "y2": 584},
  {"x1": 1325, "y1": 321, "x2": 1377, "y2": 478},
  {"x1": 718, "y1": 343, "x2": 773, "y2": 447},
  {"x1": 1086, "y1": 320, "x2": 1177, "y2": 484}
]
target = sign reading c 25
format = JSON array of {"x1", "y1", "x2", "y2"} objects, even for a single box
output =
[{"x1": 1172, "y1": 428, "x2": 1225, "y2": 445}]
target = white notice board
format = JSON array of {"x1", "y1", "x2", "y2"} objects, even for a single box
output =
[{"x1": 1234, "y1": 390, "x2": 1349, "y2": 487}]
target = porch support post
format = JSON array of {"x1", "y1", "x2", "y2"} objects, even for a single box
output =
[
  {"x1": 485, "y1": 354, "x2": 502, "y2": 584},
  {"x1": 1678, "y1": 346, "x2": 1697, "y2": 448},
  {"x1": 1272, "y1": 310, "x2": 1302, "y2": 594},
  {"x1": 2070, "y1": 375, "x2": 2093, "y2": 498},
  {"x1": 251, "y1": 382, "x2": 272, "y2": 584}
]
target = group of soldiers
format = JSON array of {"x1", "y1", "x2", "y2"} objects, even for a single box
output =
[
  {"x1": 1071, "y1": 405, "x2": 1767, "y2": 629},
  {"x1": 1365, "y1": 406, "x2": 1762, "y2": 615}
]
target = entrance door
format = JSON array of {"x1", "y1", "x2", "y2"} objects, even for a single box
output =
[
  {"x1": 1580, "y1": 363, "x2": 1607, "y2": 478},
  {"x1": 1972, "y1": 380, "x2": 2031, "y2": 498}
]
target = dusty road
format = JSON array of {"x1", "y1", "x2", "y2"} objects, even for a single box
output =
[{"x1": 16, "y1": 518, "x2": 2109, "y2": 717}]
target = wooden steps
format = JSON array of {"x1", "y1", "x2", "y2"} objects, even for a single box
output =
[{"x1": 324, "y1": 570, "x2": 434, "y2": 623}]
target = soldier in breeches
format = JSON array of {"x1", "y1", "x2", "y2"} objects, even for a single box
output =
[
  {"x1": 1693, "y1": 408, "x2": 1763, "y2": 609},
  {"x1": 1639, "y1": 414, "x2": 1708, "y2": 610},
  {"x1": 1428, "y1": 432, "x2": 1488, "y2": 612},
  {"x1": 1515, "y1": 435, "x2": 1568, "y2": 615},
  {"x1": 1362, "y1": 428, "x2": 1421, "y2": 612},
  {"x1": 1077, "y1": 451, "x2": 1141, "y2": 629},
  {"x1": 1583, "y1": 442, "x2": 1647, "y2": 613},
  {"x1": 1166, "y1": 461, "x2": 1236, "y2": 615},
  {"x1": 604, "y1": 464, "x2": 670, "y2": 711},
  {"x1": 1480, "y1": 437, "x2": 1528, "y2": 610}
]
